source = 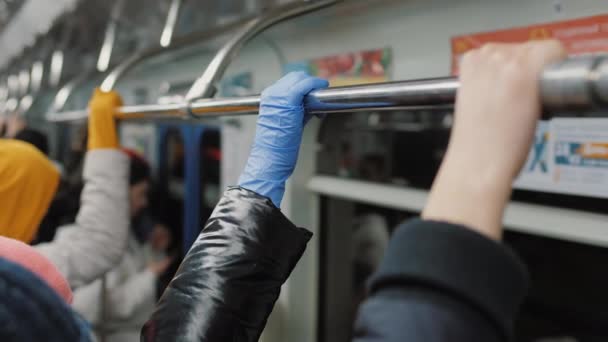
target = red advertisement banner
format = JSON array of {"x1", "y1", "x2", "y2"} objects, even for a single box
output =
[{"x1": 451, "y1": 14, "x2": 608, "y2": 74}]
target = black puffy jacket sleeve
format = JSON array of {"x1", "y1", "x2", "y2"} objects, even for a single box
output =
[
  {"x1": 353, "y1": 219, "x2": 529, "y2": 342},
  {"x1": 141, "y1": 187, "x2": 312, "y2": 341}
]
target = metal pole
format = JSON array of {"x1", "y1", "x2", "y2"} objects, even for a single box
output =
[
  {"x1": 184, "y1": 0, "x2": 340, "y2": 100},
  {"x1": 97, "y1": 0, "x2": 126, "y2": 73},
  {"x1": 159, "y1": 0, "x2": 183, "y2": 48},
  {"x1": 45, "y1": 54, "x2": 608, "y2": 122},
  {"x1": 100, "y1": 0, "x2": 187, "y2": 92},
  {"x1": 100, "y1": 1, "x2": 339, "y2": 94}
]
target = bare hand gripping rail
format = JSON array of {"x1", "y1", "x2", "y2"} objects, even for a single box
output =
[{"x1": 46, "y1": 54, "x2": 608, "y2": 122}]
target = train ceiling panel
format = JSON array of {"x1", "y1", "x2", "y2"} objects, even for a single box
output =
[
  {"x1": 0, "y1": 0, "x2": 309, "y2": 76},
  {"x1": 0, "y1": 0, "x2": 25, "y2": 31},
  {"x1": 0, "y1": 0, "x2": 79, "y2": 70},
  {"x1": 104, "y1": 0, "x2": 173, "y2": 68},
  {"x1": 174, "y1": 0, "x2": 301, "y2": 37}
]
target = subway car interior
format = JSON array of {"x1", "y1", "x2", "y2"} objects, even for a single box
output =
[{"x1": 1, "y1": 0, "x2": 608, "y2": 341}]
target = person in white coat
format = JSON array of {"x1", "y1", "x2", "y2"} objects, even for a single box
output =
[
  {"x1": 0, "y1": 90, "x2": 130, "y2": 291},
  {"x1": 72, "y1": 150, "x2": 173, "y2": 342}
]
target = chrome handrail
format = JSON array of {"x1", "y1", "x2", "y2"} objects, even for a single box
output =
[{"x1": 45, "y1": 54, "x2": 608, "y2": 122}]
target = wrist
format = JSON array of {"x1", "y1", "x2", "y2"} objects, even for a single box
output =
[
  {"x1": 238, "y1": 143, "x2": 299, "y2": 208},
  {"x1": 422, "y1": 158, "x2": 512, "y2": 240},
  {"x1": 238, "y1": 179, "x2": 285, "y2": 208}
]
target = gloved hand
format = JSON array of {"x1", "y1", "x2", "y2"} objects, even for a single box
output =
[
  {"x1": 238, "y1": 72, "x2": 329, "y2": 208},
  {"x1": 87, "y1": 88, "x2": 122, "y2": 150}
]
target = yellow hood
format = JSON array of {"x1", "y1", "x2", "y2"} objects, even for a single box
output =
[{"x1": 0, "y1": 139, "x2": 60, "y2": 243}]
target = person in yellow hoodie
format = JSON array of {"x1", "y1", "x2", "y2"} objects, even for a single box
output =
[{"x1": 0, "y1": 89, "x2": 131, "y2": 289}]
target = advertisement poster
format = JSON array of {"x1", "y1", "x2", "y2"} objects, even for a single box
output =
[
  {"x1": 514, "y1": 119, "x2": 608, "y2": 198},
  {"x1": 451, "y1": 14, "x2": 608, "y2": 73},
  {"x1": 551, "y1": 118, "x2": 608, "y2": 198},
  {"x1": 283, "y1": 47, "x2": 392, "y2": 86}
]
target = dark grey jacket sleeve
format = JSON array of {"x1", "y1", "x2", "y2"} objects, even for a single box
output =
[
  {"x1": 353, "y1": 219, "x2": 529, "y2": 342},
  {"x1": 141, "y1": 187, "x2": 312, "y2": 342}
]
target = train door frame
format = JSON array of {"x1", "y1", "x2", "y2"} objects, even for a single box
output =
[{"x1": 157, "y1": 122, "x2": 220, "y2": 255}]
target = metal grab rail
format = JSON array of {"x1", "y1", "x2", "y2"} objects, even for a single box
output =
[
  {"x1": 45, "y1": 54, "x2": 608, "y2": 122},
  {"x1": 48, "y1": 0, "x2": 183, "y2": 113},
  {"x1": 47, "y1": 0, "x2": 128, "y2": 115},
  {"x1": 185, "y1": 0, "x2": 340, "y2": 100},
  {"x1": 98, "y1": 0, "x2": 338, "y2": 94},
  {"x1": 48, "y1": 0, "x2": 341, "y2": 118}
]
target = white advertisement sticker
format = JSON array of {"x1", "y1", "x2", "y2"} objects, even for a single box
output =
[
  {"x1": 551, "y1": 118, "x2": 608, "y2": 198},
  {"x1": 515, "y1": 118, "x2": 608, "y2": 198}
]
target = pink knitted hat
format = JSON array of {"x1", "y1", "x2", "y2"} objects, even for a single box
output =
[{"x1": 0, "y1": 236, "x2": 73, "y2": 303}]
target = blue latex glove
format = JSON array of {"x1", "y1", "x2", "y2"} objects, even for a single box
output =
[{"x1": 238, "y1": 72, "x2": 329, "y2": 208}]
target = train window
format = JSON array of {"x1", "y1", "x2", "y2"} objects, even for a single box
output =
[
  {"x1": 175, "y1": 0, "x2": 249, "y2": 37},
  {"x1": 106, "y1": 0, "x2": 172, "y2": 68},
  {"x1": 317, "y1": 110, "x2": 451, "y2": 188},
  {"x1": 173, "y1": 0, "x2": 301, "y2": 37},
  {"x1": 199, "y1": 129, "x2": 221, "y2": 223},
  {"x1": 505, "y1": 231, "x2": 608, "y2": 341},
  {"x1": 317, "y1": 111, "x2": 608, "y2": 213},
  {"x1": 316, "y1": 111, "x2": 608, "y2": 342},
  {"x1": 317, "y1": 196, "x2": 608, "y2": 342},
  {"x1": 317, "y1": 196, "x2": 415, "y2": 342}
]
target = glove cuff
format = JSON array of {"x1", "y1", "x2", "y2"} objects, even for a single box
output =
[{"x1": 238, "y1": 143, "x2": 300, "y2": 208}]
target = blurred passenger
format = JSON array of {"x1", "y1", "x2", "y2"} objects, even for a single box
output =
[
  {"x1": 338, "y1": 142, "x2": 355, "y2": 177},
  {"x1": 35, "y1": 124, "x2": 93, "y2": 243},
  {"x1": 14, "y1": 127, "x2": 49, "y2": 155},
  {"x1": 64, "y1": 124, "x2": 88, "y2": 190},
  {"x1": 352, "y1": 153, "x2": 390, "y2": 303},
  {"x1": 352, "y1": 214, "x2": 389, "y2": 292},
  {"x1": 358, "y1": 153, "x2": 386, "y2": 182},
  {"x1": 143, "y1": 41, "x2": 566, "y2": 342},
  {"x1": 72, "y1": 151, "x2": 173, "y2": 342},
  {"x1": 11, "y1": 127, "x2": 70, "y2": 244},
  {"x1": 0, "y1": 89, "x2": 130, "y2": 291}
]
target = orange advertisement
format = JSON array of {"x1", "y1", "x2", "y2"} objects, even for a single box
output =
[
  {"x1": 451, "y1": 14, "x2": 608, "y2": 74},
  {"x1": 578, "y1": 143, "x2": 608, "y2": 159}
]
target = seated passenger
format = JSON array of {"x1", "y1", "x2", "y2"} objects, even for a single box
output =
[
  {"x1": 142, "y1": 40, "x2": 566, "y2": 342},
  {"x1": 0, "y1": 89, "x2": 130, "y2": 289},
  {"x1": 71, "y1": 151, "x2": 174, "y2": 342}
]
